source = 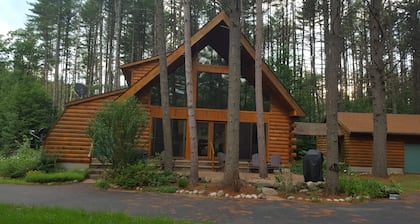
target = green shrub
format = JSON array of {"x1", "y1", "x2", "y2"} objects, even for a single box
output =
[
  {"x1": 275, "y1": 174, "x2": 300, "y2": 193},
  {"x1": 290, "y1": 161, "x2": 303, "y2": 175},
  {"x1": 156, "y1": 185, "x2": 178, "y2": 193},
  {"x1": 95, "y1": 179, "x2": 111, "y2": 189},
  {"x1": 38, "y1": 151, "x2": 60, "y2": 172},
  {"x1": 107, "y1": 157, "x2": 176, "y2": 189},
  {"x1": 86, "y1": 97, "x2": 148, "y2": 169},
  {"x1": 177, "y1": 177, "x2": 188, "y2": 188},
  {"x1": 0, "y1": 141, "x2": 41, "y2": 178},
  {"x1": 339, "y1": 176, "x2": 401, "y2": 198},
  {"x1": 24, "y1": 169, "x2": 88, "y2": 183}
]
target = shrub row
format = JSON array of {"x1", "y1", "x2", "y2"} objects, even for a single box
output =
[
  {"x1": 339, "y1": 176, "x2": 401, "y2": 198},
  {"x1": 25, "y1": 169, "x2": 88, "y2": 183}
]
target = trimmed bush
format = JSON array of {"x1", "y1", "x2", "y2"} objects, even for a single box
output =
[
  {"x1": 107, "y1": 157, "x2": 176, "y2": 189},
  {"x1": 156, "y1": 185, "x2": 178, "y2": 193},
  {"x1": 177, "y1": 177, "x2": 188, "y2": 188},
  {"x1": 24, "y1": 169, "x2": 88, "y2": 183}
]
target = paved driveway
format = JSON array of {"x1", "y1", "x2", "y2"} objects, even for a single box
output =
[{"x1": 0, "y1": 183, "x2": 419, "y2": 224}]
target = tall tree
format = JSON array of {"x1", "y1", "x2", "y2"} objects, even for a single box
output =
[
  {"x1": 184, "y1": 0, "x2": 199, "y2": 184},
  {"x1": 409, "y1": 1, "x2": 420, "y2": 113},
  {"x1": 113, "y1": 0, "x2": 123, "y2": 89},
  {"x1": 156, "y1": 0, "x2": 173, "y2": 170},
  {"x1": 255, "y1": 0, "x2": 267, "y2": 178},
  {"x1": 223, "y1": 0, "x2": 241, "y2": 192},
  {"x1": 325, "y1": 0, "x2": 341, "y2": 194},
  {"x1": 369, "y1": 0, "x2": 388, "y2": 178}
]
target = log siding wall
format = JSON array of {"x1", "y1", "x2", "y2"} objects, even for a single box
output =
[{"x1": 43, "y1": 91, "x2": 124, "y2": 163}]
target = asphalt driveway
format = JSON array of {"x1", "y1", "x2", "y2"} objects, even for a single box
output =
[{"x1": 0, "y1": 183, "x2": 419, "y2": 224}]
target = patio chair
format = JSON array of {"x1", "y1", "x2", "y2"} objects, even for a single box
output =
[
  {"x1": 268, "y1": 154, "x2": 282, "y2": 173},
  {"x1": 249, "y1": 153, "x2": 259, "y2": 172},
  {"x1": 217, "y1": 152, "x2": 225, "y2": 171}
]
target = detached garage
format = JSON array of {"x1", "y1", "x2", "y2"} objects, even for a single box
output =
[{"x1": 316, "y1": 112, "x2": 420, "y2": 174}]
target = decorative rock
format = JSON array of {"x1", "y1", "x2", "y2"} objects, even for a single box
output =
[
  {"x1": 297, "y1": 197, "x2": 304, "y2": 200},
  {"x1": 225, "y1": 193, "x2": 230, "y2": 198},
  {"x1": 306, "y1": 181, "x2": 315, "y2": 188},
  {"x1": 345, "y1": 197, "x2": 353, "y2": 202},
  {"x1": 339, "y1": 198, "x2": 345, "y2": 202},
  {"x1": 262, "y1": 187, "x2": 278, "y2": 196},
  {"x1": 193, "y1": 190, "x2": 198, "y2": 194},
  {"x1": 234, "y1": 195, "x2": 241, "y2": 199},
  {"x1": 333, "y1": 199, "x2": 340, "y2": 202},
  {"x1": 198, "y1": 190, "x2": 206, "y2": 195},
  {"x1": 299, "y1": 189, "x2": 309, "y2": 193},
  {"x1": 258, "y1": 193, "x2": 265, "y2": 199},
  {"x1": 326, "y1": 198, "x2": 332, "y2": 202},
  {"x1": 209, "y1": 192, "x2": 217, "y2": 197},
  {"x1": 216, "y1": 190, "x2": 224, "y2": 197},
  {"x1": 287, "y1": 196, "x2": 296, "y2": 200}
]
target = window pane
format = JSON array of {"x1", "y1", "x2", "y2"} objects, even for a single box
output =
[
  {"x1": 197, "y1": 72, "x2": 228, "y2": 109},
  {"x1": 151, "y1": 65, "x2": 186, "y2": 107},
  {"x1": 151, "y1": 118, "x2": 186, "y2": 158}
]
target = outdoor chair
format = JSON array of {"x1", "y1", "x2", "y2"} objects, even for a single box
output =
[
  {"x1": 249, "y1": 153, "x2": 259, "y2": 172},
  {"x1": 268, "y1": 154, "x2": 282, "y2": 173},
  {"x1": 217, "y1": 152, "x2": 225, "y2": 171}
]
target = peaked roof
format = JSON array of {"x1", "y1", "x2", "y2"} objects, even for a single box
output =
[
  {"x1": 338, "y1": 112, "x2": 420, "y2": 136},
  {"x1": 118, "y1": 11, "x2": 304, "y2": 117}
]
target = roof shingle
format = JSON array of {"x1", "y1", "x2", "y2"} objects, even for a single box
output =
[{"x1": 338, "y1": 112, "x2": 420, "y2": 135}]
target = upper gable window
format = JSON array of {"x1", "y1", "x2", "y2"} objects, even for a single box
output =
[
  {"x1": 151, "y1": 65, "x2": 186, "y2": 107},
  {"x1": 196, "y1": 72, "x2": 270, "y2": 112},
  {"x1": 198, "y1": 46, "x2": 227, "y2": 65}
]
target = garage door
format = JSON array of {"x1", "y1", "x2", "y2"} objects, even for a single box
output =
[{"x1": 404, "y1": 144, "x2": 420, "y2": 173}]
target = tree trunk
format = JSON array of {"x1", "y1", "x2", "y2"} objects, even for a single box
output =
[
  {"x1": 255, "y1": 0, "x2": 267, "y2": 178},
  {"x1": 53, "y1": 5, "x2": 63, "y2": 110},
  {"x1": 223, "y1": 0, "x2": 241, "y2": 192},
  {"x1": 369, "y1": 0, "x2": 388, "y2": 178},
  {"x1": 325, "y1": 0, "x2": 341, "y2": 195},
  {"x1": 184, "y1": 0, "x2": 199, "y2": 184},
  {"x1": 413, "y1": 5, "x2": 420, "y2": 114},
  {"x1": 156, "y1": 0, "x2": 173, "y2": 171},
  {"x1": 114, "y1": 0, "x2": 122, "y2": 89}
]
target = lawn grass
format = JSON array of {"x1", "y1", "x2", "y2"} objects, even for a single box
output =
[
  {"x1": 389, "y1": 174, "x2": 420, "y2": 193},
  {"x1": 0, "y1": 203, "x2": 206, "y2": 224},
  {"x1": 0, "y1": 177, "x2": 28, "y2": 185}
]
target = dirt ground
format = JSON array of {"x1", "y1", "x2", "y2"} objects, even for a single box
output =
[{"x1": 177, "y1": 170, "x2": 305, "y2": 196}]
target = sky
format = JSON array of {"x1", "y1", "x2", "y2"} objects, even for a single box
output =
[{"x1": 0, "y1": 0, "x2": 34, "y2": 36}]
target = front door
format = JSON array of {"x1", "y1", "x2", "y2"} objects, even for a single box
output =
[{"x1": 197, "y1": 121, "x2": 226, "y2": 159}]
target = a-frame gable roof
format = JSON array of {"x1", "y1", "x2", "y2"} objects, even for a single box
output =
[{"x1": 119, "y1": 11, "x2": 304, "y2": 117}]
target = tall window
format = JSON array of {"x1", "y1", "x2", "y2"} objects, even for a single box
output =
[
  {"x1": 197, "y1": 72, "x2": 229, "y2": 109},
  {"x1": 239, "y1": 122, "x2": 266, "y2": 160},
  {"x1": 151, "y1": 118, "x2": 186, "y2": 158},
  {"x1": 151, "y1": 65, "x2": 186, "y2": 107}
]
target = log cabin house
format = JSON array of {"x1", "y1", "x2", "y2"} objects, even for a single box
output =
[
  {"x1": 316, "y1": 112, "x2": 420, "y2": 174},
  {"x1": 43, "y1": 11, "x2": 305, "y2": 170}
]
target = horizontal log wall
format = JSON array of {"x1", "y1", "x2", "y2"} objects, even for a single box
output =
[
  {"x1": 267, "y1": 99, "x2": 292, "y2": 165},
  {"x1": 43, "y1": 92, "x2": 123, "y2": 163},
  {"x1": 131, "y1": 61, "x2": 158, "y2": 84},
  {"x1": 343, "y1": 134, "x2": 404, "y2": 168}
]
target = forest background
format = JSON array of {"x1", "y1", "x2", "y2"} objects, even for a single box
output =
[{"x1": 0, "y1": 0, "x2": 419, "y2": 153}]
